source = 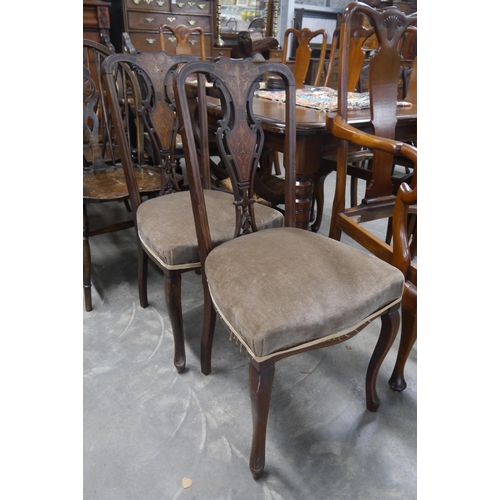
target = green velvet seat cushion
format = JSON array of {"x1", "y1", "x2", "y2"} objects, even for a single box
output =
[
  {"x1": 137, "y1": 189, "x2": 284, "y2": 271},
  {"x1": 205, "y1": 227, "x2": 404, "y2": 360}
]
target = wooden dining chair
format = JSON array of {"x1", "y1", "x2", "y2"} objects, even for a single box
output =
[
  {"x1": 173, "y1": 56, "x2": 407, "y2": 479},
  {"x1": 159, "y1": 23, "x2": 206, "y2": 59},
  {"x1": 328, "y1": 2, "x2": 417, "y2": 391},
  {"x1": 310, "y1": 24, "x2": 375, "y2": 232},
  {"x1": 101, "y1": 51, "x2": 284, "y2": 373},
  {"x1": 83, "y1": 39, "x2": 164, "y2": 312},
  {"x1": 282, "y1": 27, "x2": 327, "y2": 88}
]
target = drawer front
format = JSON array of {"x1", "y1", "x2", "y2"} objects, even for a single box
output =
[
  {"x1": 128, "y1": 11, "x2": 211, "y2": 32},
  {"x1": 212, "y1": 47, "x2": 232, "y2": 58},
  {"x1": 125, "y1": 0, "x2": 171, "y2": 12},
  {"x1": 129, "y1": 31, "x2": 213, "y2": 55},
  {"x1": 268, "y1": 49, "x2": 283, "y2": 62},
  {"x1": 171, "y1": 0, "x2": 211, "y2": 15}
]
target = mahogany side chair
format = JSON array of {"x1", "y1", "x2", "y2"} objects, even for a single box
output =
[
  {"x1": 159, "y1": 23, "x2": 207, "y2": 60},
  {"x1": 101, "y1": 51, "x2": 284, "y2": 373},
  {"x1": 83, "y1": 39, "x2": 163, "y2": 312},
  {"x1": 282, "y1": 27, "x2": 328, "y2": 88},
  {"x1": 328, "y1": 1, "x2": 417, "y2": 391},
  {"x1": 310, "y1": 24, "x2": 374, "y2": 232},
  {"x1": 253, "y1": 26, "x2": 329, "y2": 190},
  {"x1": 173, "y1": 56, "x2": 406, "y2": 479}
]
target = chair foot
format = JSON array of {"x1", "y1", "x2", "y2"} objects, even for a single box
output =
[
  {"x1": 388, "y1": 373, "x2": 407, "y2": 392},
  {"x1": 200, "y1": 280, "x2": 217, "y2": 376},
  {"x1": 164, "y1": 272, "x2": 186, "y2": 373}
]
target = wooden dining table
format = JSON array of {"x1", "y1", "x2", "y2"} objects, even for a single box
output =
[{"x1": 205, "y1": 93, "x2": 417, "y2": 230}]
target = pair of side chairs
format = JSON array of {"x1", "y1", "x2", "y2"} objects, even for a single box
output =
[{"x1": 96, "y1": 0, "x2": 415, "y2": 479}]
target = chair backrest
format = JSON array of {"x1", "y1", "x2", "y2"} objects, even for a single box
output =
[
  {"x1": 172, "y1": 57, "x2": 297, "y2": 264},
  {"x1": 282, "y1": 27, "x2": 327, "y2": 88},
  {"x1": 335, "y1": 2, "x2": 417, "y2": 206},
  {"x1": 101, "y1": 51, "x2": 199, "y2": 212},
  {"x1": 159, "y1": 24, "x2": 206, "y2": 60},
  {"x1": 323, "y1": 25, "x2": 374, "y2": 91},
  {"x1": 83, "y1": 39, "x2": 116, "y2": 170}
]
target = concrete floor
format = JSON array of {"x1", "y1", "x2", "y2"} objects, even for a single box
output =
[{"x1": 83, "y1": 170, "x2": 417, "y2": 499}]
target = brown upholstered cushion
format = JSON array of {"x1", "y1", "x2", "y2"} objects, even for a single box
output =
[
  {"x1": 205, "y1": 227, "x2": 404, "y2": 360},
  {"x1": 136, "y1": 189, "x2": 284, "y2": 270}
]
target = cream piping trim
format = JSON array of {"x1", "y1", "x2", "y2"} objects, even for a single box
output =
[
  {"x1": 210, "y1": 292, "x2": 402, "y2": 363},
  {"x1": 139, "y1": 235, "x2": 201, "y2": 271}
]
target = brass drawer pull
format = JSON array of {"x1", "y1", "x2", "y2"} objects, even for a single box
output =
[
  {"x1": 168, "y1": 36, "x2": 176, "y2": 43},
  {"x1": 188, "y1": 20, "x2": 195, "y2": 26},
  {"x1": 178, "y1": 2, "x2": 185, "y2": 7},
  {"x1": 145, "y1": 0, "x2": 153, "y2": 3},
  {"x1": 145, "y1": 17, "x2": 154, "y2": 23},
  {"x1": 146, "y1": 38, "x2": 156, "y2": 44},
  {"x1": 156, "y1": 0, "x2": 165, "y2": 5},
  {"x1": 189, "y1": 40, "x2": 196, "y2": 46},
  {"x1": 198, "y1": 3, "x2": 205, "y2": 8},
  {"x1": 167, "y1": 16, "x2": 176, "y2": 22},
  {"x1": 188, "y1": 2, "x2": 196, "y2": 6},
  {"x1": 132, "y1": 0, "x2": 141, "y2": 4}
]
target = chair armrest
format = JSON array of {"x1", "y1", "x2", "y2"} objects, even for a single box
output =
[
  {"x1": 333, "y1": 114, "x2": 417, "y2": 280},
  {"x1": 332, "y1": 114, "x2": 408, "y2": 157}
]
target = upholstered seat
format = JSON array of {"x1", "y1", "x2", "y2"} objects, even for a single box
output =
[
  {"x1": 137, "y1": 189, "x2": 283, "y2": 271},
  {"x1": 206, "y1": 227, "x2": 403, "y2": 360}
]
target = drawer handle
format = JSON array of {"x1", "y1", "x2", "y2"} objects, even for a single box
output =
[
  {"x1": 168, "y1": 36, "x2": 176, "y2": 43},
  {"x1": 189, "y1": 40, "x2": 196, "y2": 46},
  {"x1": 198, "y1": 3, "x2": 205, "y2": 8},
  {"x1": 188, "y1": 20, "x2": 196, "y2": 26},
  {"x1": 144, "y1": 17, "x2": 154, "y2": 23},
  {"x1": 146, "y1": 38, "x2": 156, "y2": 44},
  {"x1": 167, "y1": 17, "x2": 176, "y2": 22},
  {"x1": 188, "y1": 2, "x2": 196, "y2": 6},
  {"x1": 178, "y1": 2, "x2": 185, "y2": 7},
  {"x1": 156, "y1": 0, "x2": 165, "y2": 5},
  {"x1": 144, "y1": 0, "x2": 153, "y2": 3},
  {"x1": 132, "y1": 0, "x2": 141, "y2": 4}
]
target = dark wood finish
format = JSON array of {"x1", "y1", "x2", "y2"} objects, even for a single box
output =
[
  {"x1": 101, "y1": 50, "x2": 198, "y2": 371},
  {"x1": 83, "y1": 39, "x2": 164, "y2": 311},
  {"x1": 83, "y1": 1, "x2": 114, "y2": 49},
  {"x1": 173, "y1": 56, "x2": 405, "y2": 479},
  {"x1": 122, "y1": 0, "x2": 215, "y2": 57},
  {"x1": 328, "y1": 2, "x2": 417, "y2": 391}
]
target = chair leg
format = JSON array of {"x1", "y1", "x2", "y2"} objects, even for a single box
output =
[
  {"x1": 365, "y1": 304, "x2": 400, "y2": 412},
  {"x1": 164, "y1": 271, "x2": 186, "y2": 373},
  {"x1": 83, "y1": 204, "x2": 92, "y2": 312},
  {"x1": 138, "y1": 245, "x2": 149, "y2": 308},
  {"x1": 310, "y1": 172, "x2": 328, "y2": 233},
  {"x1": 249, "y1": 361, "x2": 275, "y2": 480},
  {"x1": 200, "y1": 276, "x2": 217, "y2": 376},
  {"x1": 389, "y1": 284, "x2": 417, "y2": 392}
]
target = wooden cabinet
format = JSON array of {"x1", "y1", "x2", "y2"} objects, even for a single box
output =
[
  {"x1": 84, "y1": 0, "x2": 112, "y2": 46},
  {"x1": 122, "y1": 0, "x2": 222, "y2": 56}
]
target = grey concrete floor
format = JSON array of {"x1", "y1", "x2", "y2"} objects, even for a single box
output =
[{"x1": 83, "y1": 169, "x2": 417, "y2": 499}]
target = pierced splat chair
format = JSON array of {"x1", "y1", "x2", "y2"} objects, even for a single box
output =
[
  {"x1": 173, "y1": 56, "x2": 407, "y2": 479},
  {"x1": 328, "y1": 1, "x2": 417, "y2": 391},
  {"x1": 102, "y1": 51, "x2": 284, "y2": 373},
  {"x1": 83, "y1": 39, "x2": 163, "y2": 311}
]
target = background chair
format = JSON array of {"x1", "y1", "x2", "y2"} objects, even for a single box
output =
[
  {"x1": 312, "y1": 21, "x2": 417, "y2": 233},
  {"x1": 174, "y1": 56, "x2": 407, "y2": 479},
  {"x1": 83, "y1": 39, "x2": 163, "y2": 311},
  {"x1": 328, "y1": 1, "x2": 417, "y2": 391},
  {"x1": 310, "y1": 24, "x2": 375, "y2": 232},
  {"x1": 253, "y1": 25, "x2": 329, "y2": 191},
  {"x1": 102, "y1": 51, "x2": 284, "y2": 373},
  {"x1": 159, "y1": 24, "x2": 206, "y2": 60}
]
